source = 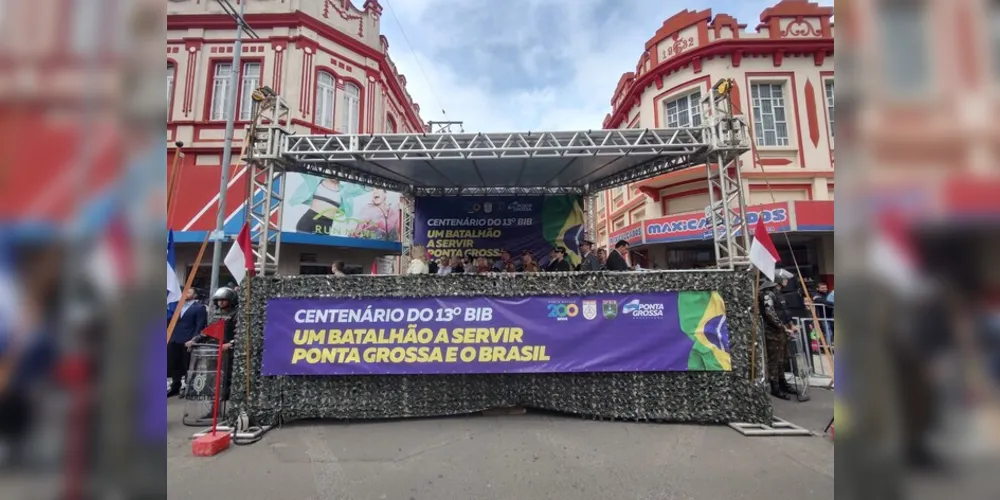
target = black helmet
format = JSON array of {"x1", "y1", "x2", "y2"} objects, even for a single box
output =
[{"x1": 212, "y1": 287, "x2": 238, "y2": 305}]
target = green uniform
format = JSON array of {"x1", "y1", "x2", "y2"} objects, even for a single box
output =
[{"x1": 760, "y1": 287, "x2": 788, "y2": 385}]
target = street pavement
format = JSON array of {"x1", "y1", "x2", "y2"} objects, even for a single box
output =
[{"x1": 168, "y1": 389, "x2": 834, "y2": 500}]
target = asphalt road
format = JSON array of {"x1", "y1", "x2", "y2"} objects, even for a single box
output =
[{"x1": 168, "y1": 390, "x2": 834, "y2": 500}]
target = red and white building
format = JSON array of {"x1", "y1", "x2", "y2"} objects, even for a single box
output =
[
  {"x1": 167, "y1": 0, "x2": 425, "y2": 283},
  {"x1": 596, "y1": 1, "x2": 835, "y2": 285}
]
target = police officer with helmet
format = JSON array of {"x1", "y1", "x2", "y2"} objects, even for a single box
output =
[{"x1": 186, "y1": 287, "x2": 240, "y2": 399}]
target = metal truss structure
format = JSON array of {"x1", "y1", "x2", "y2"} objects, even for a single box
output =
[
  {"x1": 280, "y1": 128, "x2": 711, "y2": 196},
  {"x1": 584, "y1": 194, "x2": 598, "y2": 242},
  {"x1": 414, "y1": 186, "x2": 582, "y2": 197},
  {"x1": 399, "y1": 193, "x2": 415, "y2": 270},
  {"x1": 701, "y1": 81, "x2": 751, "y2": 268},
  {"x1": 244, "y1": 93, "x2": 291, "y2": 275},
  {"x1": 241, "y1": 85, "x2": 752, "y2": 273}
]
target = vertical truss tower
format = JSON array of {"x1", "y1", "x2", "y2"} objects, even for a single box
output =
[
  {"x1": 244, "y1": 92, "x2": 291, "y2": 275},
  {"x1": 702, "y1": 80, "x2": 751, "y2": 268}
]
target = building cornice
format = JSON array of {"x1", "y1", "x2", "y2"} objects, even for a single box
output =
[{"x1": 603, "y1": 38, "x2": 833, "y2": 128}]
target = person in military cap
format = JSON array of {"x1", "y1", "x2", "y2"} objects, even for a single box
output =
[
  {"x1": 759, "y1": 279, "x2": 796, "y2": 399},
  {"x1": 577, "y1": 239, "x2": 602, "y2": 271}
]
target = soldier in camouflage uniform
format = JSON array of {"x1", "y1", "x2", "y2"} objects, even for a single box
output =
[{"x1": 760, "y1": 280, "x2": 794, "y2": 400}]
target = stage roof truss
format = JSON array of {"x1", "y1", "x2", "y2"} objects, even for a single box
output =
[{"x1": 280, "y1": 128, "x2": 714, "y2": 194}]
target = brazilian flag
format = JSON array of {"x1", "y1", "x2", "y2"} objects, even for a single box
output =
[
  {"x1": 541, "y1": 196, "x2": 585, "y2": 266},
  {"x1": 677, "y1": 291, "x2": 732, "y2": 371}
]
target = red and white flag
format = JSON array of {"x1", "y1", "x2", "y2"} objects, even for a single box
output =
[
  {"x1": 748, "y1": 217, "x2": 780, "y2": 281},
  {"x1": 89, "y1": 217, "x2": 132, "y2": 299},
  {"x1": 869, "y1": 212, "x2": 921, "y2": 294},
  {"x1": 224, "y1": 222, "x2": 255, "y2": 284}
]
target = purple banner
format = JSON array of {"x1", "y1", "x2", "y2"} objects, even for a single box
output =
[
  {"x1": 413, "y1": 195, "x2": 585, "y2": 268},
  {"x1": 261, "y1": 292, "x2": 733, "y2": 375}
]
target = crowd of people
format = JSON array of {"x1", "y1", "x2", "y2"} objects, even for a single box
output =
[{"x1": 405, "y1": 239, "x2": 642, "y2": 275}]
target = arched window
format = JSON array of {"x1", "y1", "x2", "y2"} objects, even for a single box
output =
[
  {"x1": 167, "y1": 62, "x2": 175, "y2": 113},
  {"x1": 315, "y1": 71, "x2": 336, "y2": 129},
  {"x1": 386, "y1": 115, "x2": 397, "y2": 133},
  {"x1": 340, "y1": 82, "x2": 360, "y2": 134}
]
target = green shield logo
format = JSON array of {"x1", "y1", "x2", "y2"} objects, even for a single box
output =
[{"x1": 602, "y1": 300, "x2": 618, "y2": 320}]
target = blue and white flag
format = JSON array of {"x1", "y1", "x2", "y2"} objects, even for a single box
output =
[
  {"x1": 167, "y1": 230, "x2": 181, "y2": 312},
  {"x1": 0, "y1": 234, "x2": 22, "y2": 353}
]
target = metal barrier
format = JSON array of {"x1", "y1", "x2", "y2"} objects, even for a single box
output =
[
  {"x1": 182, "y1": 343, "x2": 228, "y2": 427},
  {"x1": 792, "y1": 304, "x2": 835, "y2": 383}
]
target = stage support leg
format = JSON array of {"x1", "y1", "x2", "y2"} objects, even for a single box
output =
[
  {"x1": 401, "y1": 193, "x2": 415, "y2": 270},
  {"x1": 705, "y1": 151, "x2": 750, "y2": 268},
  {"x1": 701, "y1": 81, "x2": 751, "y2": 269},
  {"x1": 584, "y1": 193, "x2": 597, "y2": 242},
  {"x1": 245, "y1": 96, "x2": 291, "y2": 276}
]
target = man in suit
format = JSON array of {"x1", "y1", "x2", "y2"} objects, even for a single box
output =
[
  {"x1": 605, "y1": 240, "x2": 631, "y2": 271},
  {"x1": 167, "y1": 287, "x2": 208, "y2": 397},
  {"x1": 577, "y1": 240, "x2": 602, "y2": 271}
]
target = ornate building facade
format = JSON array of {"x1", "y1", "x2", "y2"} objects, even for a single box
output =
[
  {"x1": 595, "y1": 0, "x2": 835, "y2": 284},
  {"x1": 167, "y1": 0, "x2": 426, "y2": 281}
]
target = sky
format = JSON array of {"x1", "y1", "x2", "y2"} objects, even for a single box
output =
[{"x1": 376, "y1": 0, "x2": 833, "y2": 133}]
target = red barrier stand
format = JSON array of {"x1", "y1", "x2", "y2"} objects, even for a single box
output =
[{"x1": 193, "y1": 323, "x2": 231, "y2": 457}]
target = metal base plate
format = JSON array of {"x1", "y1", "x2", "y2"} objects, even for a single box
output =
[{"x1": 728, "y1": 418, "x2": 814, "y2": 436}]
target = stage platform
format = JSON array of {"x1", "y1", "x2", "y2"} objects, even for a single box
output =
[{"x1": 228, "y1": 269, "x2": 771, "y2": 426}]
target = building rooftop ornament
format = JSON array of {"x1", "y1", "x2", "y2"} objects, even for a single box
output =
[{"x1": 602, "y1": 0, "x2": 834, "y2": 129}]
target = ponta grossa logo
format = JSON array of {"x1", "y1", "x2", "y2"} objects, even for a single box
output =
[{"x1": 622, "y1": 299, "x2": 665, "y2": 318}]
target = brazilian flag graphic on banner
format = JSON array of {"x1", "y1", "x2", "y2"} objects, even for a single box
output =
[{"x1": 677, "y1": 291, "x2": 732, "y2": 371}]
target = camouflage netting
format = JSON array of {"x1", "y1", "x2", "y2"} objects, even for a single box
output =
[{"x1": 228, "y1": 270, "x2": 772, "y2": 425}]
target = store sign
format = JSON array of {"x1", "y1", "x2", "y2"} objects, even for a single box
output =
[
  {"x1": 644, "y1": 202, "x2": 791, "y2": 243},
  {"x1": 609, "y1": 222, "x2": 644, "y2": 246},
  {"x1": 794, "y1": 200, "x2": 834, "y2": 231}
]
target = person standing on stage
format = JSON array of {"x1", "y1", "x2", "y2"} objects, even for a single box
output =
[
  {"x1": 493, "y1": 249, "x2": 519, "y2": 272},
  {"x1": 605, "y1": 240, "x2": 631, "y2": 271},
  {"x1": 474, "y1": 256, "x2": 491, "y2": 274},
  {"x1": 331, "y1": 261, "x2": 347, "y2": 277},
  {"x1": 597, "y1": 248, "x2": 608, "y2": 269},
  {"x1": 521, "y1": 251, "x2": 540, "y2": 272},
  {"x1": 406, "y1": 245, "x2": 429, "y2": 274},
  {"x1": 167, "y1": 287, "x2": 207, "y2": 397},
  {"x1": 759, "y1": 280, "x2": 796, "y2": 400},
  {"x1": 577, "y1": 240, "x2": 601, "y2": 272},
  {"x1": 546, "y1": 247, "x2": 571, "y2": 272}
]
